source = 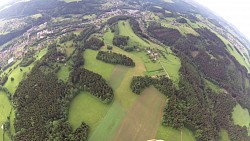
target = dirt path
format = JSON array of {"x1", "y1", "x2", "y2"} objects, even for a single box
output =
[{"x1": 112, "y1": 86, "x2": 167, "y2": 141}]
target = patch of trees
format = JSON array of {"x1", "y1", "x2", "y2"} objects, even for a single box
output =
[
  {"x1": 84, "y1": 37, "x2": 104, "y2": 50},
  {"x1": 107, "y1": 15, "x2": 131, "y2": 25},
  {"x1": 113, "y1": 35, "x2": 129, "y2": 47},
  {"x1": 74, "y1": 25, "x2": 96, "y2": 44},
  {"x1": 59, "y1": 33, "x2": 76, "y2": 44},
  {"x1": 173, "y1": 28, "x2": 250, "y2": 114},
  {"x1": 96, "y1": 51, "x2": 135, "y2": 66},
  {"x1": 70, "y1": 68, "x2": 113, "y2": 103},
  {"x1": 2, "y1": 61, "x2": 16, "y2": 71},
  {"x1": 72, "y1": 48, "x2": 85, "y2": 68},
  {"x1": 129, "y1": 18, "x2": 148, "y2": 39},
  {"x1": 0, "y1": 75, "x2": 8, "y2": 86},
  {"x1": 20, "y1": 56, "x2": 35, "y2": 67},
  {"x1": 147, "y1": 22, "x2": 182, "y2": 46},
  {"x1": 50, "y1": 121, "x2": 89, "y2": 141},
  {"x1": 130, "y1": 76, "x2": 175, "y2": 97},
  {"x1": 176, "y1": 18, "x2": 187, "y2": 23},
  {"x1": 130, "y1": 52, "x2": 250, "y2": 140},
  {"x1": 13, "y1": 46, "x2": 89, "y2": 140},
  {"x1": 13, "y1": 70, "x2": 65, "y2": 140},
  {"x1": 13, "y1": 69, "x2": 89, "y2": 140},
  {"x1": 69, "y1": 41, "x2": 114, "y2": 103}
]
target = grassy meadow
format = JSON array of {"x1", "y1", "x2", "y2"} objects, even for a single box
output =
[
  {"x1": 219, "y1": 129, "x2": 230, "y2": 141},
  {"x1": 232, "y1": 104, "x2": 250, "y2": 134},
  {"x1": 0, "y1": 91, "x2": 12, "y2": 141},
  {"x1": 118, "y1": 20, "x2": 150, "y2": 48},
  {"x1": 57, "y1": 65, "x2": 70, "y2": 82},
  {"x1": 156, "y1": 126, "x2": 196, "y2": 141}
]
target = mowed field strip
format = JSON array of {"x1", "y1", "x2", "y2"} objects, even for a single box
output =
[{"x1": 112, "y1": 86, "x2": 167, "y2": 141}]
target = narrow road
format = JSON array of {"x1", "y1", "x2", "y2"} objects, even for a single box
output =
[{"x1": 159, "y1": 60, "x2": 170, "y2": 78}]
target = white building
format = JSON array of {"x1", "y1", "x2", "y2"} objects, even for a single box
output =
[{"x1": 8, "y1": 57, "x2": 14, "y2": 64}]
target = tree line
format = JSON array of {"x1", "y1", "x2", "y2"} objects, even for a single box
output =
[
  {"x1": 147, "y1": 22, "x2": 182, "y2": 46},
  {"x1": 96, "y1": 51, "x2": 135, "y2": 66}
]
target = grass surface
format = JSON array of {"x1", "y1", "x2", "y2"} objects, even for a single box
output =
[
  {"x1": 88, "y1": 101, "x2": 125, "y2": 141},
  {"x1": 0, "y1": 91, "x2": 12, "y2": 141},
  {"x1": 57, "y1": 65, "x2": 70, "y2": 82},
  {"x1": 161, "y1": 18, "x2": 199, "y2": 36},
  {"x1": 219, "y1": 129, "x2": 230, "y2": 141},
  {"x1": 31, "y1": 14, "x2": 42, "y2": 19},
  {"x1": 81, "y1": 45, "x2": 147, "y2": 140},
  {"x1": 232, "y1": 104, "x2": 250, "y2": 129},
  {"x1": 156, "y1": 126, "x2": 196, "y2": 141},
  {"x1": 103, "y1": 29, "x2": 114, "y2": 46},
  {"x1": 112, "y1": 86, "x2": 167, "y2": 141},
  {"x1": 118, "y1": 20, "x2": 150, "y2": 48},
  {"x1": 68, "y1": 92, "x2": 110, "y2": 132},
  {"x1": 205, "y1": 79, "x2": 225, "y2": 93},
  {"x1": 84, "y1": 49, "x2": 115, "y2": 80}
]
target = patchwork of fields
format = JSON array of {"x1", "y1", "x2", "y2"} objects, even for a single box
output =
[{"x1": 4, "y1": 13, "x2": 249, "y2": 141}]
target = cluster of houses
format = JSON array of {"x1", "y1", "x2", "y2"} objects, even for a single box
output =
[
  {"x1": 0, "y1": 18, "x2": 27, "y2": 34},
  {"x1": 145, "y1": 48, "x2": 160, "y2": 61}
]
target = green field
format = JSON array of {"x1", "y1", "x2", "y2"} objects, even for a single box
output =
[
  {"x1": 75, "y1": 44, "x2": 148, "y2": 140},
  {"x1": 118, "y1": 20, "x2": 150, "y2": 48},
  {"x1": 103, "y1": 29, "x2": 114, "y2": 45},
  {"x1": 232, "y1": 104, "x2": 250, "y2": 131},
  {"x1": 4, "y1": 48, "x2": 48, "y2": 94},
  {"x1": 0, "y1": 91, "x2": 12, "y2": 141},
  {"x1": 161, "y1": 18, "x2": 199, "y2": 36},
  {"x1": 156, "y1": 126, "x2": 196, "y2": 141},
  {"x1": 205, "y1": 79, "x2": 225, "y2": 93},
  {"x1": 83, "y1": 49, "x2": 115, "y2": 80},
  {"x1": 57, "y1": 65, "x2": 70, "y2": 82},
  {"x1": 159, "y1": 52, "x2": 181, "y2": 84},
  {"x1": 219, "y1": 129, "x2": 230, "y2": 141},
  {"x1": 108, "y1": 65, "x2": 129, "y2": 90},
  {"x1": 112, "y1": 86, "x2": 167, "y2": 141},
  {"x1": 68, "y1": 92, "x2": 110, "y2": 132},
  {"x1": 88, "y1": 101, "x2": 125, "y2": 141},
  {"x1": 30, "y1": 14, "x2": 42, "y2": 19},
  {"x1": 65, "y1": 46, "x2": 75, "y2": 57}
]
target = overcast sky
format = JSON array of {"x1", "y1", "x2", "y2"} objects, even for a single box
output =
[{"x1": 194, "y1": 0, "x2": 250, "y2": 39}]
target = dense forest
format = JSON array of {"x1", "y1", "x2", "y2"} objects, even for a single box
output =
[
  {"x1": 12, "y1": 45, "x2": 89, "y2": 140},
  {"x1": 147, "y1": 22, "x2": 182, "y2": 46},
  {"x1": 143, "y1": 19, "x2": 250, "y2": 139},
  {"x1": 96, "y1": 51, "x2": 135, "y2": 66},
  {"x1": 113, "y1": 35, "x2": 129, "y2": 47},
  {"x1": 84, "y1": 37, "x2": 104, "y2": 50}
]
